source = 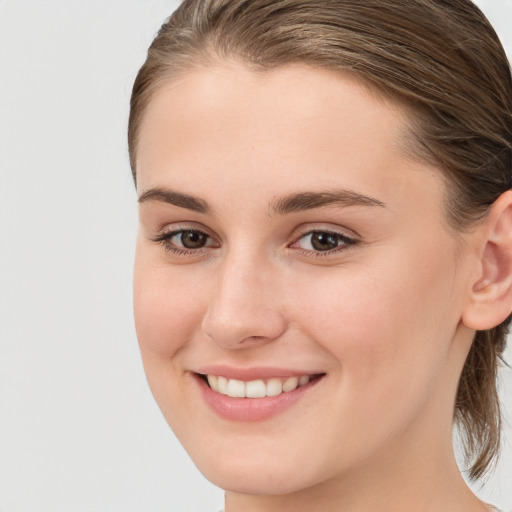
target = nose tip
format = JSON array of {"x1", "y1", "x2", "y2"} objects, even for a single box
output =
[
  {"x1": 201, "y1": 311, "x2": 286, "y2": 348},
  {"x1": 200, "y1": 263, "x2": 287, "y2": 349}
]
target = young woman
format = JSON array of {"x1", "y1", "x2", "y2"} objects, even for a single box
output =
[{"x1": 128, "y1": 1, "x2": 512, "y2": 511}]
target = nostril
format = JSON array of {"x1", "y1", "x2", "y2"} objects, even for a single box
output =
[{"x1": 240, "y1": 336, "x2": 264, "y2": 344}]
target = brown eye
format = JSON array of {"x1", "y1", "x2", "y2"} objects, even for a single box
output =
[
  {"x1": 294, "y1": 230, "x2": 357, "y2": 253},
  {"x1": 310, "y1": 232, "x2": 340, "y2": 251},
  {"x1": 179, "y1": 230, "x2": 208, "y2": 249},
  {"x1": 152, "y1": 228, "x2": 219, "y2": 254}
]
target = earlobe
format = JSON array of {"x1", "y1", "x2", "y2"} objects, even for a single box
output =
[{"x1": 462, "y1": 190, "x2": 512, "y2": 331}]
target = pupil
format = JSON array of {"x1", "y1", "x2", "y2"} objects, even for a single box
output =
[
  {"x1": 181, "y1": 230, "x2": 207, "y2": 248},
  {"x1": 311, "y1": 232, "x2": 338, "y2": 251}
]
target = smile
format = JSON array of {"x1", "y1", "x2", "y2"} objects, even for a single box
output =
[
  {"x1": 205, "y1": 374, "x2": 313, "y2": 398},
  {"x1": 193, "y1": 368, "x2": 326, "y2": 421},
  {"x1": 195, "y1": 371, "x2": 325, "y2": 421}
]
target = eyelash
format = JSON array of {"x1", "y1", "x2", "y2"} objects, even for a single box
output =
[{"x1": 151, "y1": 227, "x2": 359, "y2": 258}]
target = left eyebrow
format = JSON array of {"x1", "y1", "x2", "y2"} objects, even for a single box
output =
[{"x1": 270, "y1": 189, "x2": 387, "y2": 215}]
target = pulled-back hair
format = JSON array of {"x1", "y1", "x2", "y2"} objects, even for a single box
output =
[{"x1": 128, "y1": 0, "x2": 512, "y2": 479}]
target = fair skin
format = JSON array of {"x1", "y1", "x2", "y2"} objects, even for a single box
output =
[{"x1": 133, "y1": 62, "x2": 512, "y2": 512}]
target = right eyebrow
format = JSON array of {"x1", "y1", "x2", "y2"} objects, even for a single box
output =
[{"x1": 137, "y1": 187, "x2": 210, "y2": 214}]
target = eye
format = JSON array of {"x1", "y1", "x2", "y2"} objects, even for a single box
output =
[
  {"x1": 172, "y1": 230, "x2": 210, "y2": 249},
  {"x1": 152, "y1": 228, "x2": 219, "y2": 254},
  {"x1": 292, "y1": 230, "x2": 358, "y2": 253}
]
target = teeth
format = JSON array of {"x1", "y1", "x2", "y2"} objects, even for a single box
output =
[
  {"x1": 299, "y1": 375, "x2": 310, "y2": 386},
  {"x1": 207, "y1": 375, "x2": 218, "y2": 389},
  {"x1": 245, "y1": 379, "x2": 267, "y2": 398},
  {"x1": 205, "y1": 374, "x2": 314, "y2": 398},
  {"x1": 282, "y1": 376, "x2": 299, "y2": 392},
  {"x1": 266, "y1": 378, "x2": 283, "y2": 396},
  {"x1": 217, "y1": 376, "x2": 228, "y2": 395},
  {"x1": 227, "y1": 379, "x2": 245, "y2": 398}
]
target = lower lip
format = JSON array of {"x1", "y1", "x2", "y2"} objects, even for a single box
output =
[{"x1": 193, "y1": 374, "x2": 323, "y2": 422}]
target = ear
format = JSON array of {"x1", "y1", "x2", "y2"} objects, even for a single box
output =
[{"x1": 462, "y1": 190, "x2": 512, "y2": 330}]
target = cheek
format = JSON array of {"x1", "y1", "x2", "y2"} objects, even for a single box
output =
[
  {"x1": 132, "y1": 251, "x2": 210, "y2": 424},
  {"x1": 288, "y1": 244, "x2": 460, "y2": 406},
  {"x1": 133, "y1": 250, "x2": 207, "y2": 359}
]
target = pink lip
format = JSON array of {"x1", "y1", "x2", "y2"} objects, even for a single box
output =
[{"x1": 192, "y1": 371, "x2": 324, "y2": 422}]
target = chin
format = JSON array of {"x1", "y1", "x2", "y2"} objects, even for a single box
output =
[
  {"x1": 182, "y1": 435, "x2": 332, "y2": 496},
  {"x1": 198, "y1": 460, "x2": 316, "y2": 496}
]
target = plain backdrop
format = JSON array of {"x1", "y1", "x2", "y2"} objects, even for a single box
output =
[{"x1": 0, "y1": 1, "x2": 511, "y2": 511}]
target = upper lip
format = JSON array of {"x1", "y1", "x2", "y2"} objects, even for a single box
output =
[{"x1": 195, "y1": 365, "x2": 324, "y2": 381}]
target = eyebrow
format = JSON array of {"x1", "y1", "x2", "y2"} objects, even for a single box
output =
[
  {"x1": 137, "y1": 186, "x2": 386, "y2": 215},
  {"x1": 270, "y1": 189, "x2": 386, "y2": 215},
  {"x1": 138, "y1": 187, "x2": 210, "y2": 214}
]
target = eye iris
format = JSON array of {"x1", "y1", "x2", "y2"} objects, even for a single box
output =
[
  {"x1": 180, "y1": 230, "x2": 207, "y2": 249},
  {"x1": 311, "y1": 231, "x2": 339, "y2": 251}
]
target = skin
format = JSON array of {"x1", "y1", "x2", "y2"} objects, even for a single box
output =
[{"x1": 133, "y1": 62, "x2": 512, "y2": 512}]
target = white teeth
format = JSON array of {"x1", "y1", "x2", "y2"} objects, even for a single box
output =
[
  {"x1": 217, "y1": 376, "x2": 228, "y2": 395},
  {"x1": 266, "y1": 378, "x2": 283, "y2": 396},
  {"x1": 227, "y1": 379, "x2": 246, "y2": 398},
  {"x1": 282, "y1": 376, "x2": 299, "y2": 392},
  {"x1": 205, "y1": 374, "x2": 314, "y2": 398},
  {"x1": 245, "y1": 380, "x2": 267, "y2": 398}
]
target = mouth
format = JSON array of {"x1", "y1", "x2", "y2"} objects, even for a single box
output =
[
  {"x1": 194, "y1": 371, "x2": 326, "y2": 422},
  {"x1": 200, "y1": 373, "x2": 322, "y2": 398}
]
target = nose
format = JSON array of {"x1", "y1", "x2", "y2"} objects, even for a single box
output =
[{"x1": 201, "y1": 252, "x2": 287, "y2": 349}]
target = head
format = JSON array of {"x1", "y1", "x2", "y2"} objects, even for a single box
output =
[{"x1": 129, "y1": 0, "x2": 512, "y2": 485}]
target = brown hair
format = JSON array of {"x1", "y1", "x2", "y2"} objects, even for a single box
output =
[{"x1": 129, "y1": 0, "x2": 512, "y2": 479}]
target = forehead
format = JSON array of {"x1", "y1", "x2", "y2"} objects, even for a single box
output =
[
  {"x1": 136, "y1": 62, "x2": 444, "y2": 216},
  {"x1": 137, "y1": 63, "x2": 407, "y2": 149}
]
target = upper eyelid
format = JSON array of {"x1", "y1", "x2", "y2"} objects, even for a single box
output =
[
  {"x1": 290, "y1": 223, "x2": 360, "y2": 242},
  {"x1": 152, "y1": 222, "x2": 217, "y2": 238},
  {"x1": 296, "y1": 228, "x2": 356, "y2": 239}
]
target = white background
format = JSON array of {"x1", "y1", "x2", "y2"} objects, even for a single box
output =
[{"x1": 0, "y1": 1, "x2": 511, "y2": 511}]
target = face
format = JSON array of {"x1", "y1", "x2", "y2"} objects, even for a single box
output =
[{"x1": 133, "y1": 63, "x2": 477, "y2": 495}]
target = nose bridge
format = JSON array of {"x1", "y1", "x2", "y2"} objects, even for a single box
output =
[{"x1": 201, "y1": 243, "x2": 286, "y2": 347}]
